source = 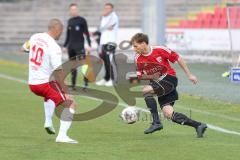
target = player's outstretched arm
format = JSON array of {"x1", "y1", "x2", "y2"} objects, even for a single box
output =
[{"x1": 177, "y1": 57, "x2": 198, "y2": 84}]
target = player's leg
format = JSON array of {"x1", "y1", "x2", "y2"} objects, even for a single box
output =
[
  {"x1": 43, "y1": 99, "x2": 56, "y2": 134},
  {"x1": 77, "y1": 47, "x2": 89, "y2": 90},
  {"x1": 48, "y1": 81, "x2": 78, "y2": 143},
  {"x1": 158, "y1": 75, "x2": 207, "y2": 138},
  {"x1": 161, "y1": 103, "x2": 207, "y2": 138},
  {"x1": 142, "y1": 85, "x2": 163, "y2": 134},
  {"x1": 68, "y1": 48, "x2": 77, "y2": 90},
  {"x1": 29, "y1": 83, "x2": 56, "y2": 135},
  {"x1": 102, "y1": 44, "x2": 115, "y2": 86},
  {"x1": 29, "y1": 82, "x2": 78, "y2": 143},
  {"x1": 96, "y1": 45, "x2": 108, "y2": 86},
  {"x1": 56, "y1": 100, "x2": 78, "y2": 143},
  {"x1": 107, "y1": 43, "x2": 117, "y2": 86},
  {"x1": 143, "y1": 77, "x2": 176, "y2": 134},
  {"x1": 78, "y1": 54, "x2": 88, "y2": 90},
  {"x1": 83, "y1": 76, "x2": 88, "y2": 89},
  {"x1": 110, "y1": 54, "x2": 117, "y2": 82},
  {"x1": 71, "y1": 69, "x2": 77, "y2": 89},
  {"x1": 104, "y1": 54, "x2": 114, "y2": 86},
  {"x1": 103, "y1": 53, "x2": 111, "y2": 82}
]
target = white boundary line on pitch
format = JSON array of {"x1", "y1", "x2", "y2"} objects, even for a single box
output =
[
  {"x1": 0, "y1": 73, "x2": 27, "y2": 83},
  {"x1": 1, "y1": 72, "x2": 240, "y2": 136},
  {"x1": 80, "y1": 96, "x2": 240, "y2": 136},
  {"x1": 176, "y1": 106, "x2": 240, "y2": 122}
]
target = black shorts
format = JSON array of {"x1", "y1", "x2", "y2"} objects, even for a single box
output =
[
  {"x1": 149, "y1": 75, "x2": 178, "y2": 108},
  {"x1": 68, "y1": 48, "x2": 86, "y2": 60}
]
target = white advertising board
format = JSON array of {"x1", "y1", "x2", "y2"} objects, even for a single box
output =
[{"x1": 166, "y1": 28, "x2": 240, "y2": 51}]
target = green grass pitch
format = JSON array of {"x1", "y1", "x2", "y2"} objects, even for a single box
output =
[{"x1": 0, "y1": 60, "x2": 240, "y2": 160}]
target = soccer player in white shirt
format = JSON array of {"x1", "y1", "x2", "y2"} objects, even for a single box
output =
[{"x1": 27, "y1": 19, "x2": 78, "y2": 144}]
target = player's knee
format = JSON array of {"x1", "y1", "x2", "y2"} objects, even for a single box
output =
[
  {"x1": 61, "y1": 99, "x2": 74, "y2": 108},
  {"x1": 163, "y1": 111, "x2": 173, "y2": 119},
  {"x1": 142, "y1": 85, "x2": 154, "y2": 94},
  {"x1": 162, "y1": 105, "x2": 174, "y2": 118}
]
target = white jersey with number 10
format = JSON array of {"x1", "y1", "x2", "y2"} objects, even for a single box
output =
[{"x1": 28, "y1": 33, "x2": 62, "y2": 85}]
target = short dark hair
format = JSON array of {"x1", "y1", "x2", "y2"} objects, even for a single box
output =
[
  {"x1": 131, "y1": 33, "x2": 149, "y2": 45},
  {"x1": 69, "y1": 3, "x2": 78, "y2": 8},
  {"x1": 105, "y1": 3, "x2": 114, "y2": 8}
]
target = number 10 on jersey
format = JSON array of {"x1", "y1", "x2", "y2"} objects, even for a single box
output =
[{"x1": 30, "y1": 45, "x2": 44, "y2": 66}]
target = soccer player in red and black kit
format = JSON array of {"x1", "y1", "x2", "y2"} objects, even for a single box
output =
[
  {"x1": 63, "y1": 3, "x2": 91, "y2": 90},
  {"x1": 131, "y1": 33, "x2": 207, "y2": 138}
]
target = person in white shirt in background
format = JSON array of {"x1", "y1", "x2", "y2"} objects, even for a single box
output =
[
  {"x1": 27, "y1": 19, "x2": 78, "y2": 144},
  {"x1": 96, "y1": 3, "x2": 119, "y2": 87}
]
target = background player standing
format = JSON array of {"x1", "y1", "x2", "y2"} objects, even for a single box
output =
[
  {"x1": 28, "y1": 19, "x2": 78, "y2": 143},
  {"x1": 96, "y1": 3, "x2": 119, "y2": 87},
  {"x1": 63, "y1": 3, "x2": 91, "y2": 90},
  {"x1": 131, "y1": 33, "x2": 207, "y2": 138}
]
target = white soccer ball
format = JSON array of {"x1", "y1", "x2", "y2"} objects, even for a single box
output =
[{"x1": 121, "y1": 107, "x2": 139, "y2": 124}]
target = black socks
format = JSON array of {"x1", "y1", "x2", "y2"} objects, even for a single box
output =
[
  {"x1": 144, "y1": 93, "x2": 161, "y2": 124},
  {"x1": 171, "y1": 112, "x2": 201, "y2": 128}
]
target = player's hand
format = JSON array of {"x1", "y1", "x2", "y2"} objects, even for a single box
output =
[
  {"x1": 152, "y1": 73, "x2": 161, "y2": 80},
  {"x1": 89, "y1": 32, "x2": 94, "y2": 36},
  {"x1": 107, "y1": 26, "x2": 114, "y2": 30},
  {"x1": 62, "y1": 47, "x2": 67, "y2": 53},
  {"x1": 65, "y1": 94, "x2": 73, "y2": 100},
  {"x1": 188, "y1": 74, "x2": 198, "y2": 84},
  {"x1": 86, "y1": 47, "x2": 91, "y2": 54}
]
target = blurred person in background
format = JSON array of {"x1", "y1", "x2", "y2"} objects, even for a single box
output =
[
  {"x1": 91, "y1": 30, "x2": 102, "y2": 64},
  {"x1": 63, "y1": 3, "x2": 91, "y2": 90},
  {"x1": 95, "y1": 3, "x2": 119, "y2": 87}
]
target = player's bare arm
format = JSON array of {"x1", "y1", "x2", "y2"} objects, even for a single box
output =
[
  {"x1": 52, "y1": 69, "x2": 73, "y2": 99},
  {"x1": 177, "y1": 56, "x2": 198, "y2": 84},
  {"x1": 53, "y1": 69, "x2": 75, "y2": 109},
  {"x1": 53, "y1": 69, "x2": 68, "y2": 93}
]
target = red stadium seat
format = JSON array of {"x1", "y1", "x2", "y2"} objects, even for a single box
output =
[
  {"x1": 197, "y1": 13, "x2": 206, "y2": 21},
  {"x1": 195, "y1": 20, "x2": 203, "y2": 28},
  {"x1": 236, "y1": 21, "x2": 240, "y2": 28},
  {"x1": 213, "y1": 14, "x2": 221, "y2": 21},
  {"x1": 214, "y1": 6, "x2": 222, "y2": 16},
  {"x1": 211, "y1": 20, "x2": 219, "y2": 28},
  {"x1": 179, "y1": 20, "x2": 189, "y2": 28},
  {"x1": 202, "y1": 20, "x2": 211, "y2": 28},
  {"x1": 170, "y1": 6, "x2": 239, "y2": 29},
  {"x1": 219, "y1": 20, "x2": 228, "y2": 28},
  {"x1": 186, "y1": 20, "x2": 194, "y2": 28},
  {"x1": 206, "y1": 13, "x2": 214, "y2": 21}
]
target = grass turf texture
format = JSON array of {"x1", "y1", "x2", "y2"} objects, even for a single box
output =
[{"x1": 0, "y1": 60, "x2": 240, "y2": 160}]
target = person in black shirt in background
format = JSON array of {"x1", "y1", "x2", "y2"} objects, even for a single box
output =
[{"x1": 63, "y1": 3, "x2": 91, "y2": 90}]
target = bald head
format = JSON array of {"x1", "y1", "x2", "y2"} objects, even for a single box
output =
[
  {"x1": 47, "y1": 19, "x2": 63, "y2": 40},
  {"x1": 48, "y1": 19, "x2": 63, "y2": 30}
]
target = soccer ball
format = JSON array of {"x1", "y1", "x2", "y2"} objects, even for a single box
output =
[{"x1": 121, "y1": 107, "x2": 139, "y2": 124}]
